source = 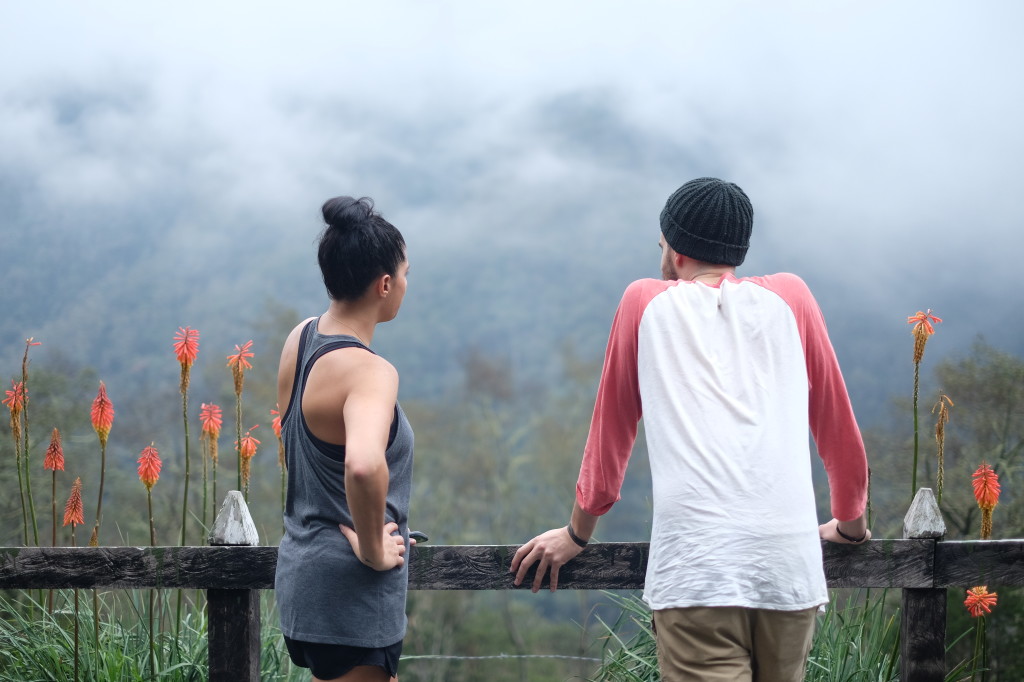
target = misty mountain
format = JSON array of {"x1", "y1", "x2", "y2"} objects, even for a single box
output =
[{"x1": 3, "y1": 85, "x2": 1023, "y2": 431}]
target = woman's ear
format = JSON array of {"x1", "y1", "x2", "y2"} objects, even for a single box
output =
[{"x1": 377, "y1": 273, "x2": 392, "y2": 298}]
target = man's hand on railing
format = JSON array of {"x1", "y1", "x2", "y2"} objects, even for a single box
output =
[
  {"x1": 819, "y1": 516, "x2": 871, "y2": 545},
  {"x1": 510, "y1": 527, "x2": 586, "y2": 593}
]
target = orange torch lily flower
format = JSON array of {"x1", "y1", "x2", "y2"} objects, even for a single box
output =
[
  {"x1": 238, "y1": 425, "x2": 260, "y2": 460},
  {"x1": 200, "y1": 402, "x2": 223, "y2": 464},
  {"x1": 172, "y1": 327, "x2": 200, "y2": 368},
  {"x1": 973, "y1": 462, "x2": 1001, "y2": 539},
  {"x1": 973, "y1": 462, "x2": 1000, "y2": 510},
  {"x1": 137, "y1": 444, "x2": 162, "y2": 491},
  {"x1": 271, "y1": 405, "x2": 285, "y2": 468},
  {"x1": 90, "y1": 381, "x2": 115, "y2": 447},
  {"x1": 2, "y1": 379, "x2": 25, "y2": 415},
  {"x1": 271, "y1": 407, "x2": 282, "y2": 439},
  {"x1": 227, "y1": 340, "x2": 254, "y2": 396},
  {"x1": 907, "y1": 309, "x2": 943, "y2": 335},
  {"x1": 200, "y1": 403, "x2": 223, "y2": 438},
  {"x1": 63, "y1": 478, "x2": 84, "y2": 527},
  {"x1": 3, "y1": 380, "x2": 26, "y2": 440},
  {"x1": 907, "y1": 309, "x2": 942, "y2": 364},
  {"x1": 965, "y1": 586, "x2": 998, "y2": 618},
  {"x1": 173, "y1": 327, "x2": 200, "y2": 393},
  {"x1": 237, "y1": 425, "x2": 260, "y2": 492},
  {"x1": 44, "y1": 428, "x2": 64, "y2": 471}
]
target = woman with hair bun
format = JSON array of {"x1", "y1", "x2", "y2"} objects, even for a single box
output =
[{"x1": 275, "y1": 196, "x2": 414, "y2": 681}]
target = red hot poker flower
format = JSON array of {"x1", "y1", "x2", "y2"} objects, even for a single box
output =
[
  {"x1": 271, "y1": 405, "x2": 285, "y2": 468},
  {"x1": 137, "y1": 444, "x2": 162, "y2": 491},
  {"x1": 200, "y1": 403, "x2": 223, "y2": 438},
  {"x1": 238, "y1": 425, "x2": 261, "y2": 460},
  {"x1": 3, "y1": 380, "x2": 26, "y2": 415},
  {"x1": 227, "y1": 340, "x2": 254, "y2": 371},
  {"x1": 907, "y1": 309, "x2": 943, "y2": 335},
  {"x1": 907, "y1": 309, "x2": 942, "y2": 364},
  {"x1": 44, "y1": 428, "x2": 64, "y2": 471},
  {"x1": 63, "y1": 478, "x2": 84, "y2": 527},
  {"x1": 172, "y1": 327, "x2": 200, "y2": 368},
  {"x1": 271, "y1": 406, "x2": 282, "y2": 439},
  {"x1": 238, "y1": 425, "x2": 261, "y2": 490},
  {"x1": 90, "y1": 381, "x2": 115, "y2": 446},
  {"x1": 973, "y1": 462, "x2": 1001, "y2": 539},
  {"x1": 973, "y1": 463, "x2": 1001, "y2": 511},
  {"x1": 964, "y1": 586, "x2": 998, "y2": 618},
  {"x1": 227, "y1": 340, "x2": 255, "y2": 395}
]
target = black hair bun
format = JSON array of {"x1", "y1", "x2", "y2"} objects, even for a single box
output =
[{"x1": 322, "y1": 196, "x2": 375, "y2": 230}]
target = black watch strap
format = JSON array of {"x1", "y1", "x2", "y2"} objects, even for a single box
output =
[
  {"x1": 566, "y1": 524, "x2": 589, "y2": 547},
  {"x1": 836, "y1": 524, "x2": 866, "y2": 543}
]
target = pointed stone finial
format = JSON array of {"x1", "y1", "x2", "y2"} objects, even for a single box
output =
[
  {"x1": 903, "y1": 487, "x2": 946, "y2": 539},
  {"x1": 209, "y1": 490, "x2": 260, "y2": 546}
]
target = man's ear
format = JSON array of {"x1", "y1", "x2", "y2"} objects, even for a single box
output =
[{"x1": 673, "y1": 251, "x2": 687, "y2": 270}]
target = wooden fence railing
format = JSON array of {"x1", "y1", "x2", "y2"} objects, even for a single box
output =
[{"x1": 2, "y1": 489, "x2": 1023, "y2": 682}]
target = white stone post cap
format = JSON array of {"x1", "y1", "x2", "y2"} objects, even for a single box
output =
[
  {"x1": 209, "y1": 490, "x2": 260, "y2": 546},
  {"x1": 903, "y1": 487, "x2": 946, "y2": 539}
]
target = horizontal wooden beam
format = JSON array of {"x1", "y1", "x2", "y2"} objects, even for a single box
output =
[
  {"x1": 823, "y1": 539, "x2": 934, "y2": 588},
  {"x1": 935, "y1": 540, "x2": 1024, "y2": 587},
  {"x1": 0, "y1": 539, "x2": 1015, "y2": 592},
  {"x1": 0, "y1": 546, "x2": 278, "y2": 590},
  {"x1": 409, "y1": 543, "x2": 650, "y2": 590}
]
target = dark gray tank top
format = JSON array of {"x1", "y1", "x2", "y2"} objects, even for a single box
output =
[{"x1": 274, "y1": 318, "x2": 414, "y2": 647}]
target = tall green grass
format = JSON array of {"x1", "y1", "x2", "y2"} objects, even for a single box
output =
[
  {"x1": 589, "y1": 590, "x2": 980, "y2": 682},
  {"x1": 0, "y1": 591, "x2": 301, "y2": 682}
]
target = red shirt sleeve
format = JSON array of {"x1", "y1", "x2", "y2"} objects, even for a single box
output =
[
  {"x1": 575, "y1": 280, "x2": 655, "y2": 516},
  {"x1": 764, "y1": 273, "x2": 869, "y2": 521}
]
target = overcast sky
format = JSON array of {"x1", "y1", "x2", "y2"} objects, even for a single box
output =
[{"x1": 2, "y1": 2, "x2": 1023, "y2": 407}]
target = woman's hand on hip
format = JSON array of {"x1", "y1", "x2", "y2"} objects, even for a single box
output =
[{"x1": 339, "y1": 521, "x2": 410, "y2": 571}]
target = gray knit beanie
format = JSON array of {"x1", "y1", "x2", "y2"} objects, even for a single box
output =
[{"x1": 659, "y1": 177, "x2": 753, "y2": 266}]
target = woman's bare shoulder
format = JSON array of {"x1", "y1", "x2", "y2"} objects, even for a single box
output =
[{"x1": 283, "y1": 317, "x2": 317, "y2": 349}]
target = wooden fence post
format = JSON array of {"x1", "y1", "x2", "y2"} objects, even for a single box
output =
[
  {"x1": 901, "y1": 487, "x2": 947, "y2": 681},
  {"x1": 207, "y1": 491, "x2": 261, "y2": 682}
]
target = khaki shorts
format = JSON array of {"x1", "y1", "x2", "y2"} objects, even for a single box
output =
[{"x1": 653, "y1": 606, "x2": 817, "y2": 682}]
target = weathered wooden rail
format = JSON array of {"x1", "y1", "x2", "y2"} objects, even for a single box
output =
[{"x1": 2, "y1": 489, "x2": 1022, "y2": 682}]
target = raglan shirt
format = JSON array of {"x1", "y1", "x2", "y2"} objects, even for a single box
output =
[{"x1": 576, "y1": 273, "x2": 868, "y2": 611}]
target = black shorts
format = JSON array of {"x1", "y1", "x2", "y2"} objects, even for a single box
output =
[{"x1": 284, "y1": 636, "x2": 402, "y2": 679}]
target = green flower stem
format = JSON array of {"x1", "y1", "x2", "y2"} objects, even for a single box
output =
[
  {"x1": 14, "y1": 432, "x2": 28, "y2": 545},
  {"x1": 911, "y1": 360, "x2": 920, "y2": 501},
  {"x1": 23, "y1": 404, "x2": 38, "y2": 547},
  {"x1": 176, "y1": 377, "x2": 191, "y2": 638},
  {"x1": 148, "y1": 489, "x2": 157, "y2": 679},
  {"x1": 202, "y1": 437, "x2": 209, "y2": 535},
  {"x1": 235, "y1": 395, "x2": 243, "y2": 493}
]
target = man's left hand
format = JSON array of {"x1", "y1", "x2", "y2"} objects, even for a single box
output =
[{"x1": 510, "y1": 527, "x2": 585, "y2": 592}]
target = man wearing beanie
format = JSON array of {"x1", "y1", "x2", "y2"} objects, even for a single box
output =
[{"x1": 512, "y1": 178, "x2": 870, "y2": 681}]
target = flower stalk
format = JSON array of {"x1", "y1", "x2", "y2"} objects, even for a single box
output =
[
  {"x1": 3, "y1": 379, "x2": 28, "y2": 545},
  {"x1": 272, "y1": 405, "x2": 285, "y2": 533},
  {"x1": 237, "y1": 425, "x2": 261, "y2": 501},
  {"x1": 200, "y1": 403, "x2": 223, "y2": 527},
  {"x1": 89, "y1": 381, "x2": 114, "y2": 547},
  {"x1": 907, "y1": 310, "x2": 941, "y2": 500},
  {"x1": 138, "y1": 443, "x2": 162, "y2": 678},
  {"x1": 88, "y1": 381, "x2": 114, "y2": 646},
  {"x1": 172, "y1": 327, "x2": 199, "y2": 547},
  {"x1": 965, "y1": 586, "x2": 997, "y2": 681},
  {"x1": 21, "y1": 338, "x2": 42, "y2": 546},
  {"x1": 63, "y1": 477, "x2": 84, "y2": 682},
  {"x1": 227, "y1": 341, "x2": 254, "y2": 493},
  {"x1": 932, "y1": 394, "x2": 953, "y2": 504},
  {"x1": 43, "y1": 427, "x2": 64, "y2": 614},
  {"x1": 972, "y1": 462, "x2": 1000, "y2": 540}
]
